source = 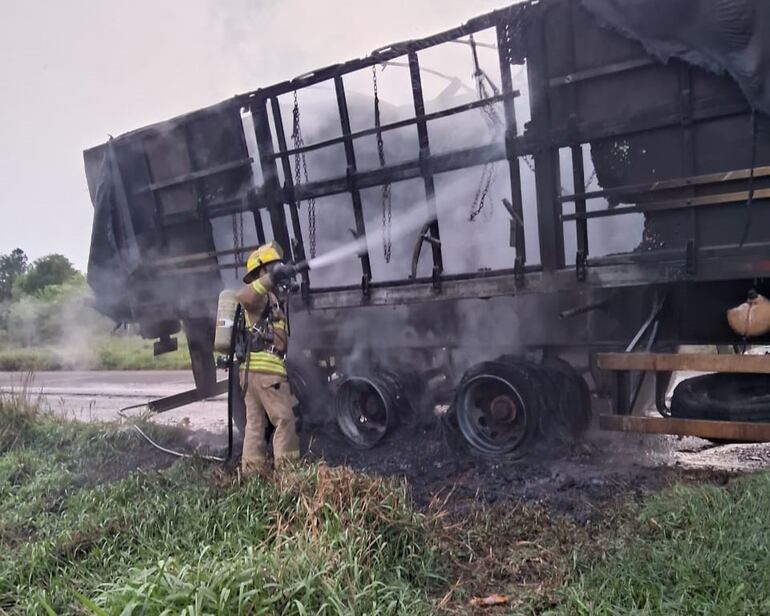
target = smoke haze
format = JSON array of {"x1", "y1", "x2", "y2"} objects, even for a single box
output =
[{"x1": 0, "y1": 0, "x2": 516, "y2": 269}]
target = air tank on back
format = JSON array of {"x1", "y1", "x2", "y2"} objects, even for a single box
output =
[{"x1": 214, "y1": 290, "x2": 238, "y2": 354}]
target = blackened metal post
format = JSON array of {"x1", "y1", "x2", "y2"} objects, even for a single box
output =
[
  {"x1": 615, "y1": 371, "x2": 630, "y2": 415},
  {"x1": 571, "y1": 147, "x2": 588, "y2": 275},
  {"x1": 250, "y1": 97, "x2": 292, "y2": 258},
  {"x1": 679, "y1": 63, "x2": 698, "y2": 273},
  {"x1": 245, "y1": 184, "x2": 265, "y2": 246},
  {"x1": 496, "y1": 22, "x2": 526, "y2": 286},
  {"x1": 567, "y1": 4, "x2": 588, "y2": 280},
  {"x1": 334, "y1": 75, "x2": 373, "y2": 285},
  {"x1": 253, "y1": 201, "x2": 266, "y2": 244},
  {"x1": 525, "y1": 15, "x2": 565, "y2": 272},
  {"x1": 408, "y1": 49, "x2": 444, "y2": 283}
]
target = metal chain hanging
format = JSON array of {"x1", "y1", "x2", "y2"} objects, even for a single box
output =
[
  {"x1": 291, "y1": 90, "x2": 317, "y2": 258},
  {"x1": 468, "y1": 34, "x2": 503, "y2": 222},
  {"x1": 584, "y1": 167, "x2": 598, "y2": 190},
  {"x1": 469, "y1": 165, "x2": 497, "y2": 221},
  {"x1": 373, "y1": 65, "x2": 393, "y2": 263}
]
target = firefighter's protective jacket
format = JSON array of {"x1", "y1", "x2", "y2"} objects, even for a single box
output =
[{"x1": 235, "y1": 274, "x2": 287, "y2": 376}]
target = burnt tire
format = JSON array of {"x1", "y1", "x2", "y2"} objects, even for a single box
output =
[
  {"x1": 671, "y1": 373, "x2": 770, "y2": 422},
  {"x1": 286, "y1": 357, "x2": 331, "y2": 428},
  {"x1": 334, "y1": 372, "x2": 403, "y2": 449},
  {"x1": 541, "y1": 359, "x2": 592, "y2": 439},
  {"x1": 446, "y1": 359, "x2": 542, "y2": 457}
]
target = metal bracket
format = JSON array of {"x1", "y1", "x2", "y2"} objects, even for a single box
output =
[
  {"x1": 685, "y1": 238, "x2": 697, "y2": 275},
  {"x1": 575, "y1": 249, "x2": 587, "y2": 282},
  {"x1": 609, "y1": 291, "x2": 667, "y2": 417},
  {"x1": 626, "y1": 291, "x2": 667, "y2": 353},
  {"x1": 431, "y1": 265, "x2": 442, "y2": 293},
  {"x1": 153, "y1": 335, "x2": 178, "y2": 356}
]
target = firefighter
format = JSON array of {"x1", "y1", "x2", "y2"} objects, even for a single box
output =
[{"x1": 235, "y1": 241, "x2": 301, "y2": 476}]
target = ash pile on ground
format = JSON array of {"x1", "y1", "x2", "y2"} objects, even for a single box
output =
[
  {"x1": 300, "y1": 422, "x2": 761, "y2": 519},
  {"x1": 69, "y1": 413, "x2": 770, "y2": 521}
]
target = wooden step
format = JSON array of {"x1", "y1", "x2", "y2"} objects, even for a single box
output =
[
  {"x1": 600, "y1": 414, "x2": 770, "y2": 442},
  {"x1": 597, "y1": 352, "x2": 770, "y2": 374}
]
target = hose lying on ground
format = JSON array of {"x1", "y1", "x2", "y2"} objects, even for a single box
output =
[{"x1": 117, "y1": 401, "x2": 228, "y2": 463}]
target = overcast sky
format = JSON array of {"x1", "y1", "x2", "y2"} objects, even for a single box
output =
[{"x1": 0, "y1": 0, "x2": 512, "y2": 271}]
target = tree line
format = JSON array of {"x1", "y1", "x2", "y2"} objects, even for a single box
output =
[{"x1": 0, "y1": 249, "x2": 80, "y2": 300}]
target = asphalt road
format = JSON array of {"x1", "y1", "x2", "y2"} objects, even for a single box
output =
[{"x1": 0, "y1": 370, "x2": 229, "y2": 432}]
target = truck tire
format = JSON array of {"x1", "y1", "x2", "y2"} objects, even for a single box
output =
[
  {"x1": 444, "y1": 358, "x2": 543, "y2": 457},
  {"x1": 542, "y1": 358, "x2": 592, "y2": 438},
  {"x1": 286, "y1": 357, "x2": 331, "y2": 428},
  {"x1": 671, "y1": 373, "x2": 770, "y2": 422}
]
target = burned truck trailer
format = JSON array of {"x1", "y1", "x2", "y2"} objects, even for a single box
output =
[{"x1": 84, "y1": 0, "x2": 770, "y2": 453}]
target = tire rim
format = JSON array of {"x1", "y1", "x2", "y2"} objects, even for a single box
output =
[
  {"x1": 335, "y1": 377, "x2": 393, "y2": 448},
  {"x1": 456, "y1": 374, "x2": 529, "y2": 455}
]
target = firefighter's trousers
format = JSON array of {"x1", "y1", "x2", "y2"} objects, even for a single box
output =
[{"x1": 240, "y1": 371, "x2": 300, "y2": 475}]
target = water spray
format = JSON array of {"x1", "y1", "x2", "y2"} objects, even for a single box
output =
[{"x1": 302, "y1": 199, "x2": 444, "y2": 272}]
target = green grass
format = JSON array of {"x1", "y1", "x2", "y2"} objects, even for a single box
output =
[
  {"x1": 0, "y1": 396, "x2": 442, "y2": 615},
  {"x1": 3, "y1": 392, "x2": 770, "y2": 615},
  {"x1": 551, "y1": 474, "x2": 770, "y2": 615},
  {"x1": 0, "y1": 335, "x2": 191, "y2": 371}
]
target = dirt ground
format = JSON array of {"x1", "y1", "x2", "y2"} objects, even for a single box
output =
[{"x1": 3, "y1": 370, "x2": 768, "y2": 516}]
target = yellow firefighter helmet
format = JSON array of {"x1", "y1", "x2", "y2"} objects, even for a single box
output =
[{"x1": 243, "y1": 241, "x2": 284, "y2": 283}]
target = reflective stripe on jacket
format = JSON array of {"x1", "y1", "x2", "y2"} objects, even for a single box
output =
[{"x1": 242, "y1": 280, "x2": 287, "y2": 377}]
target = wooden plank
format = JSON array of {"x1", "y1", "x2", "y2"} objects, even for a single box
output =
[
  {"x1": 597, "y1": 352, "x2": 770, "y2": 374},
  {"x1": 600, "y1": 414, "x2": 770, "y2": 442}
]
